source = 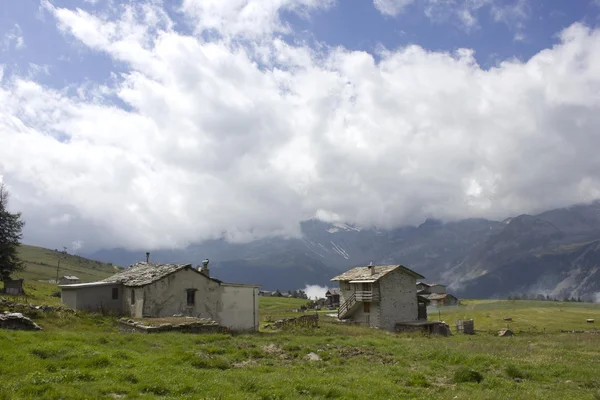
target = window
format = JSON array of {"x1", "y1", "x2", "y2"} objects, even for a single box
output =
[
  {"x1": 112, "y1": 288, "x2": 118, "y2": 300},
  {"x1": 131, "y1": 289, "x2": 135, "y2": 305},
  {"x1": 363, "y1": 302, "x2": 370, "y2": 313},
  {"x1": 186, "y1": 289, "x2": 196, "y2": 306}
]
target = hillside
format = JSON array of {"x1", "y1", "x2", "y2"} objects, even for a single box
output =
[
  {"x1": 15, "y1": 244, "x2": 122, "y2": 282},
  {"x1": 89, "y1": 201, "x2": 600, "y2": 299}
]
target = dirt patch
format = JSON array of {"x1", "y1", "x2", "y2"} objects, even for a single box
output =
[{"x1": 337, "y1": 346, "x2": 397, "y2": 365}]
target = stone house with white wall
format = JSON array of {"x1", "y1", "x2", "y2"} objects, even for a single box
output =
[
  {"x1": 331, "y1": 264, "x2": 425, "y2": 331},
  {"x1": 59, "y1": 260, "x2": 260, "y2": 331}
]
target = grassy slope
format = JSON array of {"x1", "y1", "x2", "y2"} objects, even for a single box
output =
[
  {"x1": 2, "y1": 296, "x2": 600, "y2": 399},
  {"x1": 15, "y1": 244, "x2": 122, "y2": 282},
  {"x1": 434, "y1": 299, "x2": 600, "y2": 333}
]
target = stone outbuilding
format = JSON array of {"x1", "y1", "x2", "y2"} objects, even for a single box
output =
[
  {"x1": 325, "y1": 288, "x2": 340, "y2": 308},
  {"x1": 58, "y1": 275, "x2": 80, "y2": 285},
  {"x1": 59, "y1": 259, "x2": 260, "y2": 331},
  {"x1": 331, "y1": 263, "x2": 425, "y2": 331}
]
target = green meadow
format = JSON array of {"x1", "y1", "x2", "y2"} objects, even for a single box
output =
[{"x1": 2, "y1": 294, "x2": 600, "y2": 399}]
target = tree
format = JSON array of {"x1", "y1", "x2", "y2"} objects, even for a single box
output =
[{"x1": 0, "y1": 183, "x2": 25, "y2": 279}]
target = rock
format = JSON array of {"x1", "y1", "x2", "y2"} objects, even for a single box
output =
[
  {"x1": 0, "y1": 312, "x2": 43, "y2": 331},
  {"x1": 173, "y1": 313, "x2": 184, "y2": 317},
  {"x1": 304, "y1": 352, "x2": 322, "y2": 362},
  {"x1": 498, "y1": 329, "x2": 514, "y2": 337}
]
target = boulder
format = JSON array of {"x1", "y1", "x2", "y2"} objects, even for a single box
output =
[{"x1": 0, "y1": 312, "x2": 42, "y2": 331}]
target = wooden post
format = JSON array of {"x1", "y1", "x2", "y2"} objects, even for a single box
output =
[{"x1": 55, "y1": 258, "x2": 60, "y2": 284}]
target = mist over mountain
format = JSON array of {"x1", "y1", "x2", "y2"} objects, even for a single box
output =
[{"x1": 89, "y1": 201, "x2": 600, "y2": 300}]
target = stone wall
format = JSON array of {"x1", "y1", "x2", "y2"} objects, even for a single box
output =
[
  {"x1": 117, "y1": 318, "x2": 228, "y2": 334},
  {"x1": 379, "y1": 269, "x2": 418, "y2": 330}
]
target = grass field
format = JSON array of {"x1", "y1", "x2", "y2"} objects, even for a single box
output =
[
  {"x1": 2, "y1": 294, "x2": 600, "y2": 399},
  {"x1": 433, "y1": 299, "x2": 600, "y2": 333},
  {"x1": 14, "y1": 244, "x2": 122, "y2": 283}
]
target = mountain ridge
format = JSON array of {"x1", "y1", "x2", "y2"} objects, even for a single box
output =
[{"x1": 88, "y1": 201, "x2": 600, "y2": 300}]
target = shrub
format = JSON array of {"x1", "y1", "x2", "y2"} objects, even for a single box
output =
[
  {"x1": 505, "y1": 365, "x2": 530, "y2": 380},
  {"x1": 454, "y1": 367, "x2": 484, "y2": 383}
]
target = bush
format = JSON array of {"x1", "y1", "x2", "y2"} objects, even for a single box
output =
[
  {"x1": 454, "y1": 367, "x2": 484, "y2": 383},
  {"x1": 505, "y1": 365, "x2": 530, "y2": 380}
]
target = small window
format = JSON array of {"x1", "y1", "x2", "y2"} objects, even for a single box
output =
[
  {"x1": 187, "y1": 290, "x2": 196, "y2": 306},
  {"x1": 131, "y1": 289, "x2": 135, "y2": 305},
  {"x1": 112, "y1": 287, "x2": 119, "y2": 300},
  {"x1": 363, "y1": 302, "x2": 370, "y2": 313}
]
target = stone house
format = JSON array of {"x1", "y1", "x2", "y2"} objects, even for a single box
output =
[
  {"x1": 331, "y1": 264, "x2": 425, "y2": 330},
  {"x1": 59, "y1": 260, "x2": 260, "y2": 331},
  {"x1": 58, "y1": 275, "x2": 80, "y2": 285},
  {"x1": 417, "y1": 282, "x2": 458, "y2": 306},
  {"x1": 325, "y1": 288, "x2": 340, "y2": 308}
]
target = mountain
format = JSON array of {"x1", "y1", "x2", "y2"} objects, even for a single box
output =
[{"x1": 89, "y1": 201, "x2": 600, "y2": 299}]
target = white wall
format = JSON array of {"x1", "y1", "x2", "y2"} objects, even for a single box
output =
[
  {"x1": 123, "y1": 287, "x2": 145, "y2": 318},
  {"x1": 218, "y1": 285, "x2": 259, "y2": 331},
  {"x1": 139, "y1": 267, "x2": 221, "y2": 319},
  {"x1": 62, "y1": 284, "x2": 123, "y2": 314},
  {"x1": 379, "y1": 269, "x2": 418, "y2": 330},
  {"x1": 61, "y1": 289, "x2": 77, "y2": 309}
]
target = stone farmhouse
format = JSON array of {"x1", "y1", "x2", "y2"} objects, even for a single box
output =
[
  {"x1": 331, "y1": 263, "x2": 425, "y2": 330},
  {"x1": 416, "y1": 281, "x2": 459, "y2": 306},
  {"x1": 59, "y1": 259, "x2": 260, "y2": 331}
]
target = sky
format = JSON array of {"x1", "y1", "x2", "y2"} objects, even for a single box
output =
[{"x1": 1, "y1": 0, "x2": 600, "y2": 253}]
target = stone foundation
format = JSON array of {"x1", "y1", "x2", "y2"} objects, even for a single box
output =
[{"x1": 117, "y1": 318, "x2": 229, "y2": 334}]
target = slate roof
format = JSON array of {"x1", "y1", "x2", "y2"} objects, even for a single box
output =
[
  {"x1": 331, "y1": 264, "x2": 425, "y2": 282},
  {"x1": 326, "y1": 288, "x2": 340, "y2": 296},
  {"x1": 101, "y1": 262, "x2": 218, "y2": 287},
  {"x1": 421, "y1": 293, "x2": 457, "y2": 301}
]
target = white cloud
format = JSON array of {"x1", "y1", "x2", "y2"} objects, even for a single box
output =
[
  {"x1": 303, "y1": 284, "x2": 330, "y2": 300},
  {"x1": 1, "y1": 3, "x2": 600, "y2": 252},
  {"x1": 180, "y1": 0, "x2": 335, "y2": 38},
  {"x1": 372, "y1": 0, "x2": 415, "y2": 16},
  {"x1": 2, "y1": 24, "x2": 25, "y2": 51}
]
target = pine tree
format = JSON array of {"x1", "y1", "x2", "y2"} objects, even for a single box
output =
[{"x1": 0, "y1": 183, "x2": 25, "y2": 279}]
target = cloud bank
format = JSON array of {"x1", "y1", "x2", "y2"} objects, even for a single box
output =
[{"x1": 1, "y1": 1, "x2": 600, "y2": 251}]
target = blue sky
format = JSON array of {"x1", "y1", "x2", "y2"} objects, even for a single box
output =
[
  {"x1": 2, "y1": 0, "x2": 600, "y2": 251},
  {"x1": 2, "y1": 0, "x2": 599, "y2": 89}
]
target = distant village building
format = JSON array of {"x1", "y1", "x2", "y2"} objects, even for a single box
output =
[
  {"x1": 2, "y1": 278, "x2": 24, "y2": 295},
  {"x1": 416, "y1": 282, "x2": 446, "y2": 294},
  {"x1": 331, "y1": 264, "x2": 425, "y2": 330},
  {"x1": 417, "y1": 282, "x2": 459, "y2": 306},
  {"x1": 325, "y1": 288, "x2": 340, "y2": 308},
  {"x1": 58, "y1": 276, "x2": 80, "y2": 285},
  {"x1": 423, "y1": 293, "x2": 459, "y2": 307},
  {"x1": 59, "y1": 258, "x2": 260, "y2": 331}
]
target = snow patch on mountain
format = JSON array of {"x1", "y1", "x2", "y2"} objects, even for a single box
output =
[
  {"x1": 330, "y1": 241, "x2": 350, "y2": 259},
  {"x1": 326, "y1": 223, "x2": 361, "y2": 233}
]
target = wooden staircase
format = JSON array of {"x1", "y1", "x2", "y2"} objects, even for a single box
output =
[{"x1": 338, "y1": 293, "x2": 358, "y2": 319}]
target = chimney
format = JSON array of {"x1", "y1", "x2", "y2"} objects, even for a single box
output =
[
  {"x1": 200, "y1": 258, "x2": 210, "y2": 277},
  {"x1": 368, "y1": 261, "x2": 374, "y2": 275},
  {"x1": 146, "y1": 252, "x2": 150, "y2": 263}
]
